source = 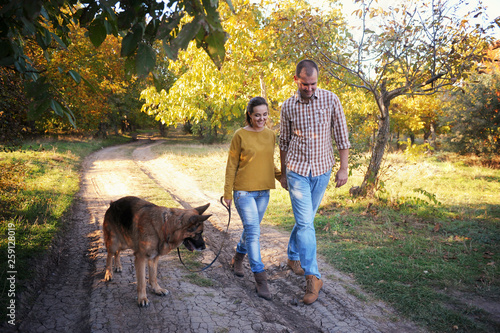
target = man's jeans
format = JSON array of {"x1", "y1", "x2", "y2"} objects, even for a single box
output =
[
  {"x1": 286, "y1": 170, "x2": 331, "y2": 279},
  {"x1": 233, "y1": 190, "x2": 270, "y2": 273}
]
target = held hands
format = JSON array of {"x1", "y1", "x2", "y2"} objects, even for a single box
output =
[
  {"x1": 335, "y1": 168, "x2": 348, "y2": 188},
  {"x1": 280, "y1": 175, "x2": 288, "y2": 191}
]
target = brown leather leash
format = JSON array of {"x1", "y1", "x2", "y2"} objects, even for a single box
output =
[{"x1": 177, "y1": 196, "x2": 231, "y2": 272}]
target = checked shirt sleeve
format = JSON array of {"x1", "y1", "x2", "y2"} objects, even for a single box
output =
[{"x1": 331, "y1": 96, "x2": 350, "y2": 151}]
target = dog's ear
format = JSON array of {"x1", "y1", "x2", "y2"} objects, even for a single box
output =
[
  {"x1": 186, "y1": 214, "x2": 211, "y2": 232},
  {"x1": 188, "y1": 214, "x2": 211, "y2": 225},
  {"x1": 194, "y1": 203, "x2": 210, "y2": 215}
]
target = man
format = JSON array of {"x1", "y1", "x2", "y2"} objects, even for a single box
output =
[{"x1": 279, "y1": 59, "x2": 350, "y2": 305}]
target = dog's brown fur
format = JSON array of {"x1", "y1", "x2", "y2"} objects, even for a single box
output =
[{"x1": 103, "y1": 196, "x2": 211, "y2": 307}]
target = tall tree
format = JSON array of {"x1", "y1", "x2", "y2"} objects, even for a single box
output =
[
  {"x1": 140, "y1": 0, "x2": 347, "y2": 138},
  {"x1": 301, "y1": 0, "x2": 492, "y2": 196},
  {"x1": 0, "y1": 0, "x2": 233, "y2": 125},
  {"x1": 141, "y1": 0, "x2": 280, "y2": 138}
]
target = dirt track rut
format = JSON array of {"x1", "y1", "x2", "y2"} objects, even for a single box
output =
[{"x1": 14, "y1": 139, "x2": 425, "y2": 333}]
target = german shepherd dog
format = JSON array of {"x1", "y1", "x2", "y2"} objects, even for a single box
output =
[{"x1": 103, "y1": 196, "x2": 211, "y2": 307}]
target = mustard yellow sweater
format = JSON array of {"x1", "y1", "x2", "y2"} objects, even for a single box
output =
[{"x1": 224, "y1": 128, "x2": 281, "y2": 200}]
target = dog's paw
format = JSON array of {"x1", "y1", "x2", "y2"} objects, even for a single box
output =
[
  {"x1": 114, "y1": 266, "x2": 122, "y2": 273},
  {"x1": 153, "y1": 287, "x2": 169, "y2": 296},
  {"x1": 104, "y1": 271, "x2": 113, "y2": 282},
  {"x1": 137, "y1": 297, "x2": 150, "y2": 307}
]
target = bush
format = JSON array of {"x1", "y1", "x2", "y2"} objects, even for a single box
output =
[{"x1": 443, "y1": 71, "x2": 500, "y2": 157}]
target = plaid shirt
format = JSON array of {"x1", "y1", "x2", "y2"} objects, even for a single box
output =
[{"x1": 279, "y1": 88, "x2": 351, "y2": 177}]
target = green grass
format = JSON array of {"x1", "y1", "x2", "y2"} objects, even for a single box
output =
[
  {"x1": 151, "y1": 143, "x2": 500, "y2": 333},
  {"x1": 312, "y1": 153, "x2": 500, "y2": 332},
  {"x1": 185, "y1": 272, "x2": 215, "y2": 288}
]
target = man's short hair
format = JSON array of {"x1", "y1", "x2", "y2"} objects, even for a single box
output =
[{"x1": 296, "y1": 59, "x2": 319, "y2": 77}]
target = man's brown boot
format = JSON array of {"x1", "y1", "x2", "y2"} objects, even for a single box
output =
[
  {"x1": 303, "y1": 275, "x2": 323, "y2": 305},
  {"x1": 231, "y1": 252, "x2": 245, "y2": 277},
  {"x1": 287, "y1": 259, "x2": 305, "y2": 276},
  {"x1": 254, "y1": 271, "x2": 271, "y2": 300}
]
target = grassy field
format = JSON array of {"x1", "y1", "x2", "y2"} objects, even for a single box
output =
[
  {"x1": 1, "y1": 134, "x2": 498, "y2": 332},
  {"x1": 151, "y1": 141, "x2": 500, "y2": 333}
]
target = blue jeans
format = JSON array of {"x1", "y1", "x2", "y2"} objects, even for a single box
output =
[
  {"x1": 286, "y1": 170, "x2": 331, "y2": 279},
  {"x1": 233, "y1": 190, "x2": 270, "y2": 273}
]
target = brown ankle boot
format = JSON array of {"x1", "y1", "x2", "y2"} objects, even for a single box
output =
[
  {"x1": 231, "y1": 252, "x2": 245, "y2": 277},
  {"x1": 303, "y1": 275, "x2": 323, "y2": 305},
  {"x1": 254, "y1": 271, "x2": 271, "y2": 300},
  {"x1": 287, "y1": 259, "x2": 305, "y2": 276}
]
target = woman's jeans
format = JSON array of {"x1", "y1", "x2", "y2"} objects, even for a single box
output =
[
  {"x1": 286, "y1": 170, "x2": 331, "y2": 279},
  {"x1": 233, "y1": 190, "x2": 270, "y2": 274}
]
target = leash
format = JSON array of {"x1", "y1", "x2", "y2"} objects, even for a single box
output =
[{"x1": 177, "y1": 196, "x2": 231, "y2": 272}]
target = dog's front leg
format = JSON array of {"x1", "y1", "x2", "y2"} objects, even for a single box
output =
[
  {"x1": 148, "y1": 257, "x2": 169, "y2": 296},
  {"x1": 135, "y1": 255, "x2": 149, "y2": 307},
  {"x1": 104, "y1": 251, "x2": 114, "y2": 281}
]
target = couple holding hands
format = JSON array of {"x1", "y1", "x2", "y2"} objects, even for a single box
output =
[{"x1": 223, "y1": 59, "x2": 351, "y2": 305}]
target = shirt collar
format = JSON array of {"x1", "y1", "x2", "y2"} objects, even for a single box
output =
[{"x1": 294, "y1": 88, "x2": 320, "y2": 104}]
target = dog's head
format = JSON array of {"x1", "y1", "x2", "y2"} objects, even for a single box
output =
[{"x1": 182, "y1": 203, "x2": 211, "y2": 252}]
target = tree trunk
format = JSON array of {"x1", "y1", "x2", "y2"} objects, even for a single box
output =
[
  {"x1": 159, "y1": 122, "x2": 167, "y2": 137},
  {"x1": 430, "y1": 122, "x2": 436, "y2": 149},
  {"x1": 94, "y1": 122, "x2": 108, "y2": 139},
  {"x1": 351, "y1": 94, "x2": 391, "y2": 197}
]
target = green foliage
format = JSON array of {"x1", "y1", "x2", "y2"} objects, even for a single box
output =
[
  {"x1": 411, "y1": 188, "x2": 442, "y2": 206},
  {"x1": 0, "y1": 0, "x2": 231, "y2": 124},
  {"x1": 443, "y1": 71, "x2": 500, "y2": 157},
  {"x1": 0, "y1": 68, "x2": 33, "y2": 144}
]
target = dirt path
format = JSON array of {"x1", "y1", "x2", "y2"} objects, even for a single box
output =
[{"x1": 15, "y1": 139, "x2": 426, "y2": 333}]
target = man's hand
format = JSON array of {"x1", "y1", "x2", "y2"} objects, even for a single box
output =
[
  {"x1": 335, "y1": 168, "x2": 348, "y2": 188},
  {"x1": 279, "y1": 149, "x2": 288, "y2": 191},
  {"x1": 335, "y1": 149, "x2": 349, "y2": 188},
  {"x1": 280, "y1": 175, "x2": 288, "y2": 191}
]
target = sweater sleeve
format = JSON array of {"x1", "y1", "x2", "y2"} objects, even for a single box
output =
[
  {"x1": 272, "y1": 131, "x2": 282, "y2": 181},
  {"x1": 223, "y1": 132, "x2": 241, "y2": 200}
]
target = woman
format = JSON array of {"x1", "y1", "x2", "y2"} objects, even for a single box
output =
[{"x1": 223, "y1": 96, "x2": 281, "y2": 300}]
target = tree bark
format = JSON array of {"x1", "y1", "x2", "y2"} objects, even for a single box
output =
[
  {"x1": 430, "y1": 122, "x2": 436, "y2": 149},
  {"x1": 351, "y1": 92, "x2": 391, "y2": 197},
  {"x1": 159, "y1": 122, "x2": 167, "y2": 137}
]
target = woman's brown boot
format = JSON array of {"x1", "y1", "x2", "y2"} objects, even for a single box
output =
[
  {"x1": 254, "y1": 271, "x2": 271, "y2": 300},
  {"x1": 231, "y1": 252, "x2": 245, "y2": 277}
]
